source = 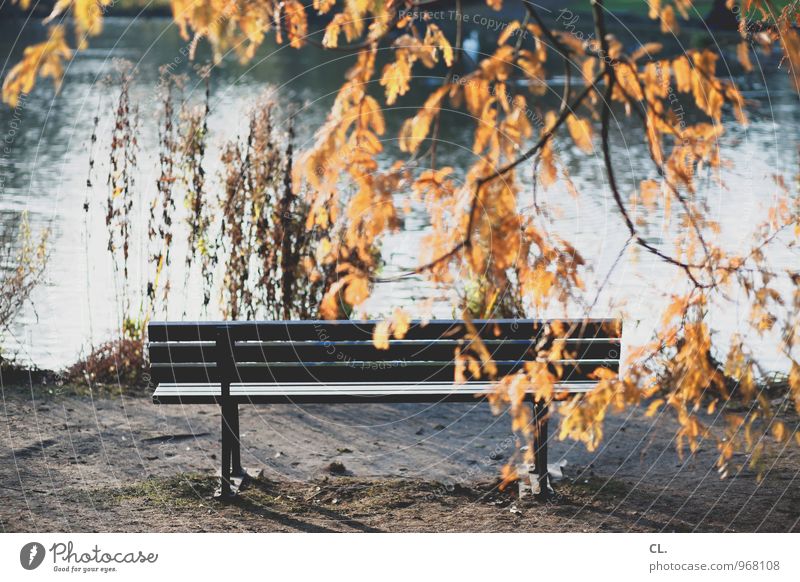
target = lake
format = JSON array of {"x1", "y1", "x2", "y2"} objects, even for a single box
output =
[{"x1": 1, "y1": 14, "x2": 798, "y2": 371}]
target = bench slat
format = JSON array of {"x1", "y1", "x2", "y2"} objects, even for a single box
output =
[
  {"x1": 150, "y1": 360, "x2": 618, "y2": 384},
  {"x1": 148, "y1": 338, "x2": 621, "y2": 365},
  {"x1": 148, "y1": 319, "x2": 620, "y2": 343},
  {"x1": 152, "y1": 381, "x2": 597, "y2": 404}
]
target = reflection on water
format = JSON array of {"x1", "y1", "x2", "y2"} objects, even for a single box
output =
[{"x1": 0, "y1": 17, "x2": 798, "y2": 370}]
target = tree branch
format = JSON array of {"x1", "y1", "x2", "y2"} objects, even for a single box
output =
[
  {"x1": 591, "y1": 0, "x2": 709, "y2": 289},
  {"x1": 373, "y1": 70, "x2": 603, "y2": 283}
]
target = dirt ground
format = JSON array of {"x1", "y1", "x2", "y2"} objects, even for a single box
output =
[{"x1": 1, "y1": 383, "x2": 798, "y2": 532}]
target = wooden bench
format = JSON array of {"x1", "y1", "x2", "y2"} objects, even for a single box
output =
[{"x1": 147, "y1": 318, "x2": 622, "y2": 499}]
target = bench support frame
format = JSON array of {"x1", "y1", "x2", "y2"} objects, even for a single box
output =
[
  {"x1": 217, "y1": 401, "x2": 246, "y2": 499},
  {"x1": 532, "y1": 400, "x2": 552, "y2": 500},
  {"x1": 206, "y1": 325, "x2": 562, "y2": 500},
  {"x1": 213, "y1": 400, "x2": 554, "y2": 501},
  {"x1": 215, "y1": 329, "x2": 248, "y2": 500},
  {"x1": 214, "y1": 397, "x2": 554, "y2": 501}
]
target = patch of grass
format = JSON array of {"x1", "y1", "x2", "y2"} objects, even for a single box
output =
[
  {"x1": 102, "y1": 473, "x2": 512, "y2": 513},
  {"x1": 94, "y1": 471, "x2": 637, "y2": 526},
  {"x1": 109, "y1": 473, "x2": 217, "y2": 509}
]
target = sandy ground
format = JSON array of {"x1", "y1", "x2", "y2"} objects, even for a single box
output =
[{"x1": 1, "y1": 384, "x2": 798, "y2": 532}]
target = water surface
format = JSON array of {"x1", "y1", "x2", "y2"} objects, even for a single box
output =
[{"x1": 0, "y1": 16, "x2": 797, "y2": 371}]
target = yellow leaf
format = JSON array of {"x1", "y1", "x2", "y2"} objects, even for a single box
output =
[
  {"x1": 323, "y1": 14, "x2": 343, "y2": 48},
  {"x1": 320, "y1": 279, "x2": 346, "y2": 320},
  {"x1": 314, "y1": 0, "x2": 336, "y2": 15},
  {"x1": 361, "y1": 95, "x2": 386, "y2": 135},
  {"x1": 283, "y1": 0, "x2": 308, "y2": 49},
  {"x1": 660, "y1": 5, "x2": 678, "y2": 34},
  {"x1": 566, "y1": 114, "x2": 593, "y2": 153},
  {"x1": 398, "y1": 87, "x2": 447, "y2": 153},
  {"x1": 639, "y1": 179, "x2": 661, "y2": 209},
  {"x1": 343, "y1": 273, "x2": 370, "y2": 307},
  {"x1": 424, "y1": 24, "x2": 454, "y2": 67},
  {"x1": 498, "y1": 21, "x2": 520, "y2": 45},
  {"x1": 373, "y1": 320, "x2": 390, "y2": 350},
  {"x1": 2, "y1": 25, "x2": 72, "y2": 107},
  {"x1": 74, "y1": 0, "x2": 110, "y2": 46},
  {"x1": 772, "y1": 421, "x2": 787, "y2": 442},
  {"x1": 647, "y1": 0, "x2": 660, "y2": 19},
  {"x1": 631, "y1": 42, "x2": 663, "y2": 61},
  {"x1": 391, "y1": 308, "x2": 410, "y2": 339},
  {"x1": 381, "y1": 52, "x2": 412, "y2": 105},
  {"x1": 789, "y1": 360, "x2": 800, "y2": 399},
  {"x1": 672, "y1": 56, "x2": 692, "y2": 93},
  {"x1": 463, "y1": 77, "x2": 490, "y2": 116}
]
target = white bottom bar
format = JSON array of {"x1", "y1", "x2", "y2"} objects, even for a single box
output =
[{"x1": 1, "y1": 533, "x2": 796, "y2": 581}]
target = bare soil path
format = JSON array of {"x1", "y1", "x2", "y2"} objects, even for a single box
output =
[{"x1": 1, "y1": 385, "x2": 798, "y2": 532}]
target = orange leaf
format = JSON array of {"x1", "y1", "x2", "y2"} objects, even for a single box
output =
[
  {"x1": 373, "y1": 321, "x2": 390, "y2": 350},
  {"x1": 645, "y1": 398, "x2": 664, "y2": 417},
  {"x1": 2, "y1": 25, "x2": 72, "y2": 107},
  {"x1": 566, "y1": 114, "x2": 593, "y2": 153}
]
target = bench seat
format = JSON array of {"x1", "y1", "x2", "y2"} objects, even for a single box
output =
[{"x1": 153, "y1": 380, "x2": 599, "y2": 404}]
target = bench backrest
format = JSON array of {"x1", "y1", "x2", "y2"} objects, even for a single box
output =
[{"x1": 147, "y1": 319, "x2": 622, "y2": 387}]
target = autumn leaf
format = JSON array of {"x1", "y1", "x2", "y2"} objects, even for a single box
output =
[
  {"x1": 361, "y1": 95, "x2": 386, "y2": 135},
  {"x1": 398, "y1": 86, "x2": 448, "y2": 153},
  {"x1": 323, "y1": 14, "x2": 344, "y2": 48},
  {"x1": 381, "y1": 50, "x2": 413, "y2": 105},
  {"x1": 343, "y1": 273, "x2": 369, "y2": 306},
  {"x1": 672, "y1": 55, "x2": 692, "y2": 93},
  {"x1": 498, "y1": 21, "x2": 521, "y2": 45},
  {"x1": 314, "y1": 0, "x2": 336, "y2": 15},
  {"x1": 790, "y1": 361, "x2": 800, "y2": 414},
  {"x1": 372, "y1": 308, "x2": 411, "y2": 349},
  {"x1": 659, "y1": 5, "x2": 678, "y2": 34},
  {"x1": 391, "y1": 308, "x2": 411, "y2": 339},
  {"x1": 424, "y1": 24, "x2": 454, "y2": 67},
  {"x1": 319, "y1": 279, "x2": 346, "y2": 320},
  {"x1": 373, "y1": 320, "x2": 390, "y2": 349},
  {"x1": 772, "y1": 421, "x2": 787, "y2": 443},
  {"x1": 72, "y1": 0, "x2": 113, "y2": 48},
  {"x1": 283, "y1": 0, "x2": 309, "y2": 48},
  {"x1": 631, "y1": 42, "x2": 663, "y2": 61},
  {"x1": 645, "y1": 398, "x2": 664, "y2": 417},
  {"x1": 2, "y1": 25, "x2": 72, "y2": 107},
  {"x1": 566, "y1": 114, "x2": 593, "y2": 153}
]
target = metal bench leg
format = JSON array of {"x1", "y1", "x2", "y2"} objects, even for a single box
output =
[
  {"x1": 213, "y1": 328, "x2": 254, "y2": 500},
  {"x1": 230, "y1": 403, "x2": 243, "y2": 476},
  {"x1": 219, "y1": 401, "x2": 234, "y2": 500},
  {"x1": 216, "y1": 400, "x2": 250, "y2": 500},
  {"x1": 533, "y1": 400, "x2": 552, "y2": 500}
]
